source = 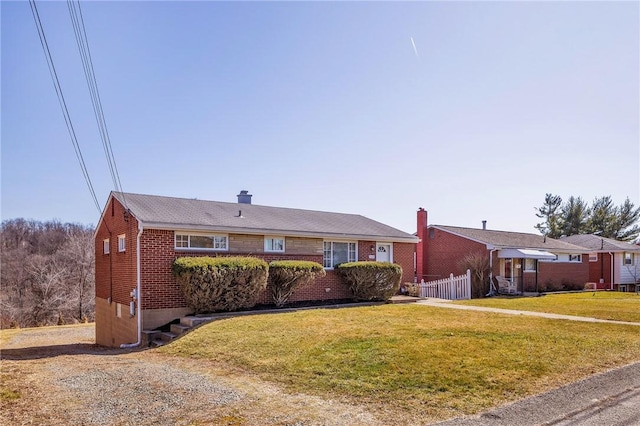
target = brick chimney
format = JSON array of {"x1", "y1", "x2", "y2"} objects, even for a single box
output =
[
  {"x1": 237, "y1": 190, "x2": 252, "y2": 204},
  {"x1": 416, "y1": 208, "x2": 428, "y2": 282}
]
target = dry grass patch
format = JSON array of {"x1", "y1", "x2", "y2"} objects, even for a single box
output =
[
  {"x1": 160, "y1": 304, "x2": 640, "y2": 422},
  {"x1": 0, "y1": 328, "x2": 23, "y2": 348},
  {"x1": 456, "y1": 291, "x2": 640, "y2": 322}
]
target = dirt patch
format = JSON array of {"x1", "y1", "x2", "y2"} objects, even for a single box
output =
[{"x1": 0, "y1": 324, "x2": 388, "y2": 425}]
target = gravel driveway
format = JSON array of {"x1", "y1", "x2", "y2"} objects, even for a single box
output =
[{"x1": 0, "y1": 324, "x2": 380, "y2": 426}]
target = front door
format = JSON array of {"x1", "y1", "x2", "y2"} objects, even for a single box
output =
[
  {"x1": 503, "y1": 258, "x2": 523, "y2": 292},
  {"x1": 376, "y1": 243, "x2": 392, "y2": 262}
]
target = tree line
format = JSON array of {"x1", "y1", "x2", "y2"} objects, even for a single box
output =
[
  {"x1": 1, "y1": 218, "x2": 95, "y2": 328},
  {"x1": 535, "y1": 194, "x2": 640, "y2": 241}
]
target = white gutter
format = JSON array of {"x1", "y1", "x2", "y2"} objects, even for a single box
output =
[{"x1": 120, "y1": 222, "x2": 143, "y2": 348}]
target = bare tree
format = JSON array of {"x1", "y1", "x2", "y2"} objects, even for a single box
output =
[
  {"x1": 458, "y1": 251, "x2": 490, "y2": 298},
  {"x1": 25, "y1": 255, "x2": 68, "y2": 326},
  {"x1": 59, "y1": 228, "x2": 95, "y2": 321},
  {"x1": 1, "y1": 219, "x2": 95, "y2": 327}
]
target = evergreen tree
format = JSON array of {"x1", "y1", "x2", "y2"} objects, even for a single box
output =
[
  {"x1": 535, "y1": 194, "x2": 640, "y2": 242},
  {"x1": 560, "y1": 196, "x2": 590, "y2": 236},
  {"x1": 587, "y1": 196, "x2": 618, "y2": 238},
  {"x1": 612, "y1": 197, "x2": 640, "y2": 241},
  {"x1": 534, "y1": 193, "x2": 563, "y2": 238}
]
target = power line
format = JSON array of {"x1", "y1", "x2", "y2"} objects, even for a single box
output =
[
  {"x1": 28, "y1": 0, "x2": 102, "y2": 213},
  {"x1": 67, "y1": 0, "x2": 127, "y2": 209}
]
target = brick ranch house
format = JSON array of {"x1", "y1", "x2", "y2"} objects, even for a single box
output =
[
  {"x1": 95, "y1": 191, "x2": 418, "y2": 347},
  {"x1": 416, "y1": 208, "x2": 590, "y2": 294},
  {"x1": 560, "y1": 234, "x2": 640, "y2": 291}
]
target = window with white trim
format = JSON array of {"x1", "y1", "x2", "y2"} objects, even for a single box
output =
[
  {"x1": 589, "y1": 253, "x2": 598, "y2": 262},
  {"x1": 524, "y1": 259, "x2": 536, "y2": 271},
  {"x1": 174, "y1": 233, "x2": 228, "y2": 250},
  {"x1": 264, "y1": 237, "x2": 285, "y2": 252},
  {"x1": 117, "y1": 234, "x2": 126, "y2": 252},
  {"x1": 323, "y1": 241, "x2": 357, "y2": 268},
  {"x1": 623, "y1": 252, "x2": 634, "y2": 265},
  {"x1": 103, "y1": 239, "x2": 110, "y2": 255},
  {"x1": 568, "y1": 254, "x2": 582, "y2": 262}
]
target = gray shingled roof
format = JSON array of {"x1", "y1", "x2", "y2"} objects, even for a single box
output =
[
  {"x1": 433, "y1": 225, "x2": 587, "y2": 252},
  {"x1": 560, "y1": 234, "x2": 640, "y2": 252},
  {"x1": 112, "y1": 192, "x2": 418, "y2": 243}
]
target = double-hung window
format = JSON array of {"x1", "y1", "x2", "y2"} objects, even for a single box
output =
[
  {"x1": 624, "y1": 252, "x2": 634, "y2": 265},
  {"x1": 323, "y1": 241, "x2": 356, "y2": 268},
  {"x1": 103, "y1": 239, "x2": 110, "y2": 255},
  {"x1": 264, "y1": 237, "x2": 285, "y2": 253},
  {"x1": 175, "y1": 233, "x2": 228, "y2": 250},
  {"x1": 117, "y1": 234, "x2": 126, "y2": 252}
]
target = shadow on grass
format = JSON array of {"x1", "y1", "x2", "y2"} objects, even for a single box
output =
[{"x1": 1, "y1": 343, "x2": 145, "y2": 361}]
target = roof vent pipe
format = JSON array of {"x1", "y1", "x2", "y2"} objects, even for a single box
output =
[
  {"x1": 482, "y1": 220, "x2": 487, "y2": 230},
  {"x1": 237, "y1": 190, "x2": 252, "y2": 204}
]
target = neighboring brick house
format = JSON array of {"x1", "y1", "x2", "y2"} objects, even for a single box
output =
[
  {"x1": 416, "y1": 208, "x2": 589, "y2": 294},
  {"x1": 560, "y1": 234, "x2": 640, "y2": 291},
  {"x1": 95, "y1": 191, "x2": 418, "y2": 347}
]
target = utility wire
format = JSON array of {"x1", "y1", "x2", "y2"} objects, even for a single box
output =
[
  {"x1": 29, "y1": 0, "x2": 102, "y2": 213},
  {"x1": 67, "y1": 0, "x2": 127, "y2": 209}
]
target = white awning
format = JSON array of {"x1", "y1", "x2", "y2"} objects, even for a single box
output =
[{"x1": 498, "y1": 249, "x2": 557, "y2": 260}]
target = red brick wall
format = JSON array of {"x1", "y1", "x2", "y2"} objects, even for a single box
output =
[
  {"x1": 137, "y1": 233, "x2": 416, "y2": 309},
  {"x1": 394, "y1": 242, "x2": 416, "y2": 284},
  {"x1": 140, "y1": 229, "x2": 184, "y2": 310},
  {"x1": 358, "y1": 240, "x2": 375, "y2": 262},
  {"x1": 423, "y1": 227, "x2": 488, "y2": 281},
  {"x1": 95, "y1": 196, "x2": 140, "y2": 347},
  {"x1": 95, "y1": 197, "x2": 138, "y2": 305},
  {"x1": 588, "y1": 253, "x2": 612, "y2": 288},
  {"x1": 538, "y1": 257, "x2": 589, "y2": 290}
]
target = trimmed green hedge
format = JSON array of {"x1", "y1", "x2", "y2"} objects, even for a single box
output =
[
  {"x1": 268, "y1": 260, "x2": 326, "y2": 307},
  {"x1": 172, "y1": 256, "x2": 268, "y2": 313},
  {"x1": 336, "y1": 261, "x2": 403, "y2": 301}
]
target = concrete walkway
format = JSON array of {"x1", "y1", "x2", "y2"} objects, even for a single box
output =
[{"x1": 415, "y1": 298, "x2": 640, "y2": 326}]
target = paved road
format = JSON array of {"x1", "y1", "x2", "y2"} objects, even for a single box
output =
[{"x1": 433, "y1": 361, "x2": 640, "y2": 426}]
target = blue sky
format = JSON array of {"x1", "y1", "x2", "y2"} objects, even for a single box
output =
[{"x1": 2, "y1": 1, "x2": 638, "y2": 235}]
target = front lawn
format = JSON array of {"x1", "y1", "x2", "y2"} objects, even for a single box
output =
[
  {"x1": 456, "y1": 291, "x2": 640, "y2": 323},
  {"x1": 160, "y1": 304, "x2": 640, "y2": 423}
]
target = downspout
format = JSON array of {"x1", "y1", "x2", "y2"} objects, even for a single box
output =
[
  {"x1": 487, "y1": 246, "x2": 497, "y2": 296},
  {"x1": 108, "y1": 230, "x2": 113, "y2": 303},
  {"x1": 120, "y1": 222, "x2": 143, "y2": 348},
  {"x1": 609, "y1": 252, "x2": 614, "y2": 290}
]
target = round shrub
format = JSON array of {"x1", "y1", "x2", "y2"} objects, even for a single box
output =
[
  {"x1": 336, "y1": 261, "x2": 403, "y2": 301},
  {"x1": 268, "y1": 260, "x2": 326, "y2": 307},
  {"x1": 172, "y1": 256, "x2": 268, "y2": 313}
]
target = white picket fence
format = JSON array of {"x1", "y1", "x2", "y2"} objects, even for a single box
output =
[{"x1": 419, "y1": 269, "x2": 471, "y2": 300}]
